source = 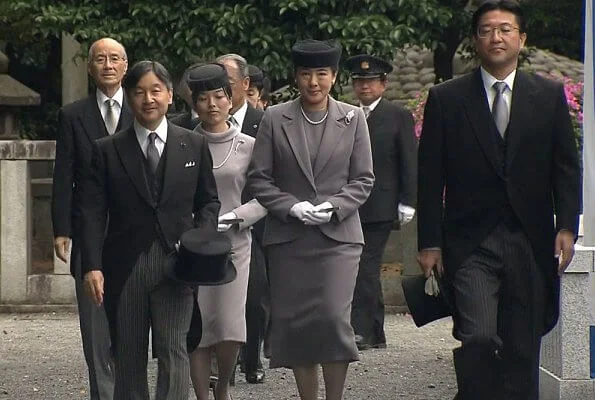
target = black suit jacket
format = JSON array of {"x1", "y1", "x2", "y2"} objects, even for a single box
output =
[
  {"x1": 51, "y1": 94, "x2": 133, "y2": 275},
  {"x1": 79, "y1": 122, "x2": 220, "y2": 304},
  {"x1": 417, "y1": 69, "x2": 580, "y2": 333},
  {"x1": 358, "y1": 98, "x2": 417, "y2": 224},
  {"x1": 169, "y1": 112, "x2": 199, "y2": 131},
  {"x1": 241, "y1": 103, "x2": 264, "y2": 137}
]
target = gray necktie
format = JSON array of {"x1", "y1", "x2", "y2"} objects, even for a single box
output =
[
  {"x1": 492, "y1": 82, "x2": 509, "y2": 137},
  {"x1": 228, "y1": 115, "x2": 239, "y2": 128},
  {"x1": 362, "y1": 106, "x2": 371, "y2": 119},
  {"x1": 146, "y1": 132, "x2": 160, "y2": 174},
  {"x1": 104, "y1": 99, "x2": 117, "y2": 135}
]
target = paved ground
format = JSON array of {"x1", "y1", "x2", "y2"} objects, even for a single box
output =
[{"x1": 0, "y1": 312, "x2": 458, "y2": 399}]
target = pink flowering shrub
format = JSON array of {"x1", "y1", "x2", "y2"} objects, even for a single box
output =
[{"x1": 407, "y1": 75, "x2": 584, "y2": 150}]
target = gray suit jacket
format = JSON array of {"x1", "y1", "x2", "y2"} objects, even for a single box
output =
[{"x1": 247, "y1": 97, "x2": 374, "y2": 246}]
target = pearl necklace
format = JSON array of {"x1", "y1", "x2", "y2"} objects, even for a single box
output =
[
  {"x1": 300, "y1": 106, "x2": 329, "y2": 125},
  {"x1": 212, "y1": 137, "x2": 236, "y2": 169}
]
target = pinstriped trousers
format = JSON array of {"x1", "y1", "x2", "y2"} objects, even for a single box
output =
[
  {"x1": 452, "y1": 222, "x2": 546, "y2": 400},
  {"x1": 113, "y1": 241, "x2": 193, "y2": 400}
]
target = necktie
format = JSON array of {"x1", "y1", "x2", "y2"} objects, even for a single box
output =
[
  {"x1": 104, "y1": 99, "x2": 117, "y2": 135},
  {"x1": 228, "y1": 115, "x2": 239, "y2": 128},
  {"x1": 492, "y1": 82, "x2": 509, "y2": 137},
  {"x1": 146, "y1": 132, "x2": 160, "y2": 174},
  {"x1": 362, "y1": 106, "x2": 371, "y2": 119}
]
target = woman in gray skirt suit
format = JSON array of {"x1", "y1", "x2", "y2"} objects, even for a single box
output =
[
  {"x1": 247, "y1": 40, "x2": 374, "y2": 400},
  {"x1": 186, "y1": 63, "x2": 267, "y2": 400}
]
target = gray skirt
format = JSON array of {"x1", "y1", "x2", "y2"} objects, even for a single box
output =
[{"x1": 266, "y1": 227, "x2": 362, "y2": 368}]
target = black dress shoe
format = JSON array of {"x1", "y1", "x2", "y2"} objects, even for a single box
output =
[
  {"x1": 372, "y1": 342, "x2": 387, "y2": 349},
  {"x1": 355, "y1": 335, "x2": 372, "y2": 351},
  {"x1": 245, "y1": 368, "x2": 265, "y2": 384}
]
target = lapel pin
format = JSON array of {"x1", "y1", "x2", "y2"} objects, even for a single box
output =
[
  {"x1": 345, "y1": 110, "x2": 355, "y2": 125},
  {"x1": 180, "y1": 141, "x2": 188, "y2": 149}
]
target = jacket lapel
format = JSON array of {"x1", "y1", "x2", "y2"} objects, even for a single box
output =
[
  {"x1": 159, "y1": 124, "x2": 187, "y2": 204},
  {"x1": 114, "y1": 126, "x2": 154, "y2": 207},
  {"x1": 462, "y1": 69, "x2": 505, "y2": 180},
  {"x1": 282, "y1": 99, "x2": 316, "y2": 190},
  {"x1": 81, "y1": 95, "x2": 108, "y2": 142},
  {"x1": 313, "y1": 97, "x2": 347, "y2": 177},
  {"x1": 505, "y1": 71, "x2": 535, "y2": 170},
  {"x1": 117, "y1": 94, "x2": 133, "y2": 132}
]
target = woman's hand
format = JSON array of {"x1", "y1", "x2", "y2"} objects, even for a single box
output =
[
  {"x1": 218, "y1": 212, "x2": 237, "y2": 232},
  {"x1": 303, "y1": 201, "x2": 334, "y2": 225}
]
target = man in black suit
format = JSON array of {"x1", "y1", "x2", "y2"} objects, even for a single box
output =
[
  {"x1": 80, "y1": 60, "x2": 220, "y2": 399},
  {"x1": 344, "y1": 54, "x2": 417, "y2": 350},
  {"x1": 52, "y1": 37, "x2": 132, "y2": 400},
  {"x1": 417, "y1": 1, "x2": 581, "y2": 398},
  {"x1": 169, "y1": 62, "x2": 203, "y2": 131},
  {"x1": 216, "y1": 54, "x2": 264, "y2": 137},
  {"x1": 216, "y1": 53, "x2": 267, "y2": 384}
]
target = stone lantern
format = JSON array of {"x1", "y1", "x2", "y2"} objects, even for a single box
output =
[{"x1": 0, "y1": 50, "x2": 41, "y2": 138}]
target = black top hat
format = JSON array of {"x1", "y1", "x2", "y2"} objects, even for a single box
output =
[
  {"x1": 291, "y1": 39, "x2": 342, "y2": 69},
  {"x1": 165, "y1": 228, "x2": 237, "y2": 286},
  {"x1": 345, "y1": 54, "x2": 393, "y2": 79},
  {"x1": 248, "y1": 64, "x2": 264, "y2": 85},
  {"x1": 401, "y1": 273, "x2": 454, "y2": 327},
  {"x1": 186, "y1": 63, "x2": 230, "y2": 94}
]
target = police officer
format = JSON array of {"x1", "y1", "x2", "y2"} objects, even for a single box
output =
[{"x1": 345, "y1": 54, "x2": 418, "y2": 350}]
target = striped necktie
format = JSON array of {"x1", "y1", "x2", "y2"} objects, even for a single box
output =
[
  {"x1": 104, "y1": 99, "x2": 117, "y2": 135},
  {"x1": 492, "y1": 81, "x2": 509, "y2": 137},
  {"x1": 146, "y1": 132, "x2": 160, "y2": 174}
]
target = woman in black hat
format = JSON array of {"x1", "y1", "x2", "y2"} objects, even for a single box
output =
[
  {"x1": 247, "y1": 40, "x2": 374, "y2": 399},
  {"x1": 186, "y1": 63, "x2": 267, "y2": 400}
]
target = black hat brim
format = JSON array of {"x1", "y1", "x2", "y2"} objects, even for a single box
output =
[
  {"x1": 401, "y1": 274, "x2": 453, "y2": 327},
  {"x1": 164, "y1": 251, "x2": 237, "y2": 287}
]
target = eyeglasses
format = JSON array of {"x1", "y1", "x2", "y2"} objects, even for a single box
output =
[
  {"x1": 477, "y1": 24, "x2": 520, "y2": 39},
  {"x1": 92, "y1": 55, "x2": 127, "y2": 65}
]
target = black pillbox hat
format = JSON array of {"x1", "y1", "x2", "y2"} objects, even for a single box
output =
[
  {"x1": 345, "y1": 54, "x2": 393, "y2": 79},
  {"x1": 291, "y1": 39, "x2": 342, "y2": 69},
  {"x1": 187, "y1": 63, "x2": 229, "y2": 94}
]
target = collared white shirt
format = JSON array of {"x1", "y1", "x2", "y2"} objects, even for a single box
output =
[
  {"x1": 359, "y1": 96, "x2": 382, "y2": 113},
  {"x1": 231, "y1": 101, "x2": 248, "y2": 129},
  {"x1": 134, "y1": 118, "x2": 168, "y2": 157},
  {"x1": 481, "y1": 67, "x2": 516, "y2": 116},
  {"x1": 191, "y1": 109, "x2": 199, "y2": 120},
  {"x1": 96, "y1": 87, "x2": 124, "y2": 125}
]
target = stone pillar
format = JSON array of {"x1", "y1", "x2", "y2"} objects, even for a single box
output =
[
  {"x1": 0, "y1": 160, "x2": 30, "y2": 303},
  {"x1": 539, "y1": 245, "x2": 595, "y2": 399},
  {"x1": 61, "y1": 32, "x2": 88, "y2": 106}
]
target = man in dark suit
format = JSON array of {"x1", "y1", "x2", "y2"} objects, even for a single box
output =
[
  {"x1": 216, "y1": 53, "x2": 267, "y2": 383},
  {"x1": 52, "y1": 37, "x2": 132, "y2": 400},
  {"x1": 80, "y1": 60, "x2": 220, "y2": 399},
  {"x1": 169, "y1": 62, "x2": 203, "y2": 131},
  {"x1": 344, "y1": 54, "x2": 418, "y2": 351},
  {"x1": 417, "y1": 1, "x2": 581, "y2": 399},
  {"x1": 216, "y1": 54, "x2": 264, "y2": 137}
]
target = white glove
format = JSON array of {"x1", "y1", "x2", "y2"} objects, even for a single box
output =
[
  {"x1": 424, "y1": 270, "x2": 440, "y2": 296},
  {"x1": 217, "y1": 212, "x2": 237, "y2": 232},
  {"x1": 289, "y1": 201, "x2": 316, "y2": 221},
  {"x1": 303, "y1": 201, "x2": 334, "y2": 225},
  {"x1": 398, "y1": 203, "x2": 415, "y2": 226}
]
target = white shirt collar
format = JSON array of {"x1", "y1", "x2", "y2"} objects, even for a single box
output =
[
  {"x1": 191, "y1": 109, "x2": 199, "y2": 120},
  {"x1": 134, "y1": 118, "x2": 168, "y2": 156},
  {"x1": 231, "y1": 101, "x2": 248, "y2": 129},
  {"x1": 96, "y1": 87, "x2": 124, "y2": 109},
  {"x1": 359, "y1": 96, "x2": 382, "y2": 112},
  {"x1": 480, "y1": 67, "x2": 516, "y2": 94}
]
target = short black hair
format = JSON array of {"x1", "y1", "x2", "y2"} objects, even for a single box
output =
[
  {"x1": 471, "y1": 0, "x2": 525, "y2": 36},
  {"x1": 122, "y1": 60, "x2": 173, "y2": 91}
]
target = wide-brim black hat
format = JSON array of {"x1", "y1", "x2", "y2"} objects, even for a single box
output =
[
  {"x1": 165, "y1": 228, "x2": 237, "y2": 286},
  {"x1": 345, "y1": 54, "x2": 393, "y2": 79},
  {"x1": 291, "y1": 39, "x2": 342, "y2": 69},
  {"x1": 401, "y1": 274, "x2": 453, "y2": 327},
  {"x1": 186, "y1": 63, "x2": 230, "y2": 94}
]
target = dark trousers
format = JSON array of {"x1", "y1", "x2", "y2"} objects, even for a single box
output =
[
  {"x1": 451, "y1": 222, "x2": 546, "y2": 400},
  {"x1": 113, "y1": 241, "x2": 193, "y2": 400},
  {"x1": 73, "y1": 245, "x2": 115, "y2": 400},
  {"x1": 351, "y1": 221, "x2": 392, "y2": 344},
  {"x1": 242, "y1": 233, "x2": 269, "y2": 373}
]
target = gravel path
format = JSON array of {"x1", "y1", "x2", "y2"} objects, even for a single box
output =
[{"x1": 0, "y1": 312, "x2": 458, "y2": 399}]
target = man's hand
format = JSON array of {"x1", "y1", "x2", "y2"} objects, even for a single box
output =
[
  {"x1": 54, "y1": 236, "x2": 71, "y2": 263},
  {"x1": 417, "y1": 249, "x2": 443, "y2": 278},
  {"x1": 84, "y1": 270, "x2": 105, "y2": 306},
  {"x1": 555, "y1": 230, "x2": 575, "y2": 275}
]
